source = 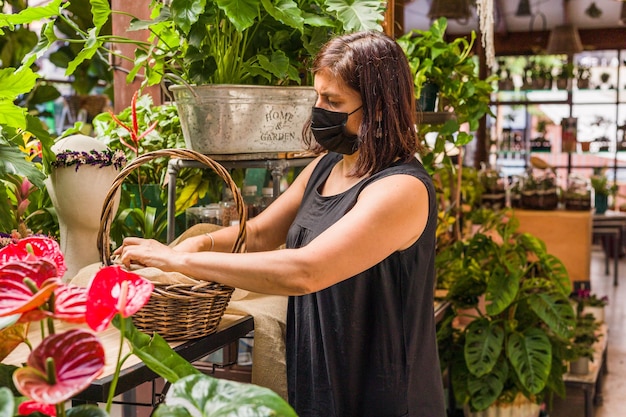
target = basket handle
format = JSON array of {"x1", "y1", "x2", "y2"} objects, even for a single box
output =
[{"x1": 98, "y1": 148, "x2": 247, "y2": 265}]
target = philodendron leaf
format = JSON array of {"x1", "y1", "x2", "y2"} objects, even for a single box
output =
[
  {"x1": 528, "y1": 292, "x2": 575, "y2": 339},
  {"x1": 507, "y1": 328, "x2": 552, "y2": 394},
  {"x1": 153, "y1": 374, "x2": 297, "y2": 417},
  {"x1": 467, "y1": 358, "x2": 509, "y2": 411},
  {"x1": 0, "y1": 387, "x2": 14, "y2": 417},
  {"x1": 464, "y1": 318, "x2": 504, "y2": 377}
]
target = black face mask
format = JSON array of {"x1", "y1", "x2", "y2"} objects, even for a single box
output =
[{"x1": 310, "y1": 106, "x2": 362, "y2": 155}]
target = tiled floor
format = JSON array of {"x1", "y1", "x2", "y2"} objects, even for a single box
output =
[{"x1": 549, "y1": 248, "x2": 626, "y2": 417}]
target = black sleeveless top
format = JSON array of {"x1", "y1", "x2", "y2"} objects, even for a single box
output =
[{"x1": 285, "y1": 153, "x2": 445, "y2": 417}]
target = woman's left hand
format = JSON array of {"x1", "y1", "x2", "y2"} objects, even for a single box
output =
[{"x1": 114, "y1": 237, "x2": 175, "y2": 270}]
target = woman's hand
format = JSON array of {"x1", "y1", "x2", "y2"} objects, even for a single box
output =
[{"x1": 114, "y1": 237, "x2": 176, "y2": 270}]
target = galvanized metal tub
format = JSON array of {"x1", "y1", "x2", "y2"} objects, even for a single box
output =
[{"x1": 170, "y1": 84, "x2": 317, "y2": 155}]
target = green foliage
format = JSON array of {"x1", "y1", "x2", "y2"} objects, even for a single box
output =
[
  {"x1": 126, "y1": 0, "x2": 385, "y2": 86},
  {"x1": 565, "y1": 313, "x2": 599, "y2": 362},
  {"x1": 152, "y1": 374, "x2": 298, "y2": 417},
  {"x1": 590, "y1": 168, "x2": 617, "y2": 197},
  {"x1": 436, "y1": 211, "x2": 576, "y2": 411}
]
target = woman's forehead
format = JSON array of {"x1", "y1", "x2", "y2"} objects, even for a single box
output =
[{"x1": 314, "y1": 70, "x2": 359, "y2": 99}]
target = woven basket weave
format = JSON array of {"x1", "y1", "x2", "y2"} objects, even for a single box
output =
[{"x1": 97, "y1": 149, "x2": 247, "y2": 340}]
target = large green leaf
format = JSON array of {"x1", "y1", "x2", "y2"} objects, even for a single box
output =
[
  {"x1": 113, "y1": 316, "x2": 199, "y2": 383},
  {"x1": 216, "y1": 0, "x2": 260, "y2": 32},
  {"x1": 467, "y1": 358, "x2": 509, "y2": 411},
  {"x1": 0, "y1": 387, "x2": 15, "y2": 417},
  {"x1": 0, "y1": 145, "x2": 44, "y2": 185},
  {"x1": 464, "y1": 318, "x2": 504, "y2": 377},
  {"x1": 0, "y1": 100, "x2": 26, "y2": 129},
  {"x1": 506, "y1": 328, "x2": 552, "y2": 394},
  {"x1": 528, "y1": 292, "x2": 575, "y2": 339},
  {"x1": 485, "y1": 264, "x2": 521, "y2": 316},
  {"x1": 153, "y1": 374, "x2": 297, "y2": 417},
  {"x1": 260, "y1": 0, "x2": 303, "y2": 32},
  {"x1": 324, "y1": 0, "x2": 384, "y2": 32},
  {"x1": 89, "y1": 0, "x2": 111, "y2": 34},
  {"x1": 0, "y1": 67, "x2": 38, "y2": 100},
  {"x1": 0, "y1": 0, "x2": 63, "y2": 27},
  {"x1": 171, "y1": 0, "x2": 207, "y2": 34}
]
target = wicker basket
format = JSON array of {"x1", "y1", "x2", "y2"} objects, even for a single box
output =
[{"x1": 97, "y1": 149, "x2": 247, "y2": 340}]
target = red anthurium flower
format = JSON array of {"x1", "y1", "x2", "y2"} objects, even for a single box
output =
[
  {"x1": 0, "y1": 237, "x2": 66, "y2": 279},
  {"x1": 108, "y1": 91, "x2": 157, "y2": 156},
  {"x1": 0, "y1": 258, "x2": 58, "y2": 287},
  {"x1": 18, "y1": 400, "x2": 56, "y2": 416},
  {"x1": 0, "y1": 278, "x2": 59, "y2": 318},
  {"x1": 13, "y1": 329, "x2": 105, "y2": 405},
  {"x1": 52, "y1": 285, "x2": 88, "y2": 323},
  {"x1": 86, "y1": 266, "x2": 153, "y2": 332}
]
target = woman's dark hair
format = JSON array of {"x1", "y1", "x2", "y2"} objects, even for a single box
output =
[{"x1": 303, "y1": 31, "x2": 420, "y2": 176}]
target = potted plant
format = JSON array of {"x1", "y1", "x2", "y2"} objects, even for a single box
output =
[
  {"x1": 126, "y1": 0, "x2": 385, "y2": 154},
  {"x1": 563, "y1": 174, "x2": 591, "y2": 211},
  {"x1": 590, "y1": 167, "x2": 617, "y2": 214},
  {"x1": 11, "y1": 0, "x2": 385, "y2": 155},
  {"x1": 570, "y1": 286, "x2": 609, "y2": 323},
  {"x1": 520, "y1": 169, "x2": 559, "y2": 210},
  {"x1": 556, "y1": 62, "x2": 574, "y2": 90},
  {"x1": 436, "y1": 211, "x2": 576, "y2": 414},
  {"x1": 566, "y1": 313, "x2": 600, "y2": 375},
  {"x1": 576, "y1": 65, "x2": 591, "y2": 89},
  {"x1": 396, "y1": 17, "x2": 496, "y2": 172},
  {"x1": 530, "y1": 119, "x2": 552, "y2": 152}
]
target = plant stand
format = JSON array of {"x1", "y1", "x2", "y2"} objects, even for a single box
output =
[{"x1": 562, "y1": 324, "x2": 608, "y2": 417}]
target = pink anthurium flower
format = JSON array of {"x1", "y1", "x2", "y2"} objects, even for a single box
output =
[
  {"x1": 18, "y1": 400, "x2": 57, "y2": 416},
  {"x1": 0, "y1": 277, "x2": 59, "y2": 318},
  {"x1": 0, "y1": 237, "x2": 66, "y2": 279},
  {"x1": 51, "y1": 284, "x2": 88, "y2": 323},
  {"x1": 86, "y1": 266, "x2": 153, "y2": 332},
  {"x1": 13, "y1": 329, "x2": 105, "y2": 405},
  {"x1": 0, "y1": 258, "x2": 58, "y2": 287}
]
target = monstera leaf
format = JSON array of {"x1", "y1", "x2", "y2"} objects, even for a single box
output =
[
  {"x1": 464, "y1": 318, "x2": 504, "y2": 378},
  {"x1": 506, "y1": 328, "x2": 552, "y2": 395}
]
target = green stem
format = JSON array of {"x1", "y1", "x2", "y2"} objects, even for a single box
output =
[
  {"x1": 106, "y1": 315, "x2": 130, "y2": 413},
  {"x1": 56, "y1": 402, "x2": 66, "y2": 417}
]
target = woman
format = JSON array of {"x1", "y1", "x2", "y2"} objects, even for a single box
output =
[{"x1": 117, "y1": 31, "x2": 445, "y2": 417}]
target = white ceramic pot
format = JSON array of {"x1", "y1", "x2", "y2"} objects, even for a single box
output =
[
  {"x1": 581, "y1": 306, "x2": 605, "y2": 323},
  {"x1": 464, "y1": 393, "x2": 541, "y2": 417}
]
